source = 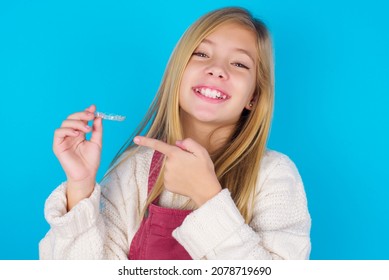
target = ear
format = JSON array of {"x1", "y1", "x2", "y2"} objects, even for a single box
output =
[
  {"x1": 245, "y1": 102, "x2": 254, "y2": 110},
  {"x1": 245, "y1": 94, "x2": 257, "y2": 111}
]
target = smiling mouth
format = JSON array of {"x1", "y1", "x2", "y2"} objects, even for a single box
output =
[{"x1": 193, "y1": 87, "x2": 229, "y2": 100}]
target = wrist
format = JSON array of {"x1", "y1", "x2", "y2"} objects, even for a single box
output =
[
  {"x1": 66, "y1": 178, "x2": 96, "y2": 211},
  {"x1": 193, "y1": 182, "x2": 222, "y2": 207}
]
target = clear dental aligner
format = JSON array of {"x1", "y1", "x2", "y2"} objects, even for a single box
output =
[{"x1": 94, "y1": 111, "x2": 126, "y2": 121}]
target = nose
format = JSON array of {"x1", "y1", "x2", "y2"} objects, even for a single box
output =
[{"x1": 206, "y1": 64, "x2": 228, "y2": 80}]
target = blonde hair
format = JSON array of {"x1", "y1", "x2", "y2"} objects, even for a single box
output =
[{"x1": 109, "y1": 7, "x2": 274, "y2": 223}]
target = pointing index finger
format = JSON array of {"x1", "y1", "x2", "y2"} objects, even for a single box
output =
[{"x1": 134, "y1": 136, "x2": 175, "y2": 156}]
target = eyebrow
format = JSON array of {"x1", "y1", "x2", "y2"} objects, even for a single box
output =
[{"x1": 200, "y1": 38, "x2": 256, "y2": 64}]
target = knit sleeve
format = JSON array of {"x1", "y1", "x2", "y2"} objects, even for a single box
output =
[
  {"x1": 172, "y1": 151, "x2": 311, "y2": 259},
  {"x1": 39, "y1": 148, "x2": 151, "y2": 259}
]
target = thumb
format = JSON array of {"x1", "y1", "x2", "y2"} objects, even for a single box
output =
[{"x1": 90, "y1": 117, "x2": 103, "y2": 148}]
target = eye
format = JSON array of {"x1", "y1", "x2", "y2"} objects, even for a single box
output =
[
  {"x1": 232, "y1": 62, "x2": 250, "y2": 70},
  {"x1": 192, "y1": 52, "x2": 209, "y2": 58}
]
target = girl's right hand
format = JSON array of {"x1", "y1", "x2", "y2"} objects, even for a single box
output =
[{"x1": 53, "y1": 105, "x2": 103, "y2": 210}]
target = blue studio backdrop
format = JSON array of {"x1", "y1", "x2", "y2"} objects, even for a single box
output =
[{"x1": 0, "y1": 0, "x2": 388, "y2": 259}]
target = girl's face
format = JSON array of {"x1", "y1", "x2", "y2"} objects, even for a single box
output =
[{"x1": 179, "y1": 22, "x2": 257, "y2": 128}]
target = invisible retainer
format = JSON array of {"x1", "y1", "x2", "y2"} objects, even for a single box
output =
[{"x1": 94, "y1": 111, "x2": 126, "y2": 121}]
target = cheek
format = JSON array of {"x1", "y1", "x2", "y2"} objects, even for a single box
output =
[
  {"x1": 180, "y1": 63, "x2": 203, "y2": 96},
  {"x1": 238, "y1": 75, "x2": 256, "y2": 102},
  {"x1": 179, "y1": 67, "x2": 191, "y2": 93},
  {"x1": 179, "y1": 73, "x2": 193, "y2": 109},
  {"x1": 180, "y1": 66, "x2": 194, "y2": 92},
  {"x1": 247, "y1": 72, "x2": 257, "y2": 91}
]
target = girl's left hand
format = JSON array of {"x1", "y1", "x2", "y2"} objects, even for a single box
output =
[{"x1": 134, "y1": 136, "x2": 222, "y2": 206}]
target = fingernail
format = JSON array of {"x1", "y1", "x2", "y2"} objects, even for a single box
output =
[
  {"x1": 133, "y1": 137, "x2": 140, "y2": 144},
  {"x1": 85, "y1": 125, "x2": 91, "y2": 130}
]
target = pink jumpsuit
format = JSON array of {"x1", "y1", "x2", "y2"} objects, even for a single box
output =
[{"x1": 129, "y1": 151, "x2": 193, "y2": 260}]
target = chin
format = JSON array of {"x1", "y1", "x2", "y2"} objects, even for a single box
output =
[{"x1": 193, "y1": 116, "x2": 217, "y2": 123}]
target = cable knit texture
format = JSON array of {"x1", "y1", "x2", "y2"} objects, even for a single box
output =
[{"x1": 39, "y1": 147, "x2": 311, "y2": 259}]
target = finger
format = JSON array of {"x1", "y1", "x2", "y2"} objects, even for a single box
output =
[
  {"x1": 176, "y1": 138, "x2": 204, "y2": 155},
  {"x1": 53, "y1": 128, "x2": 80, "y2": 145},
  {"x1": 134, "y1": 136, "x2": 175, "y2": 156},
  {"x1": 85, "y1": 104, "x2": 96, "y2": 114},
  {"x1": 90, "y1": 117, "x2": 103, "y2": 148},
  {"x1": 67, "y1": 110, "x2": 96, "y2": 122},
  {"x1": 61, "y1": 119, "x2": 92, "y2": 133}
]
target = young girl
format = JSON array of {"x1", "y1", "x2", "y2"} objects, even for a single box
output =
[{"x1": 40, "y1": 7, "x2": 311, "y2": 259}]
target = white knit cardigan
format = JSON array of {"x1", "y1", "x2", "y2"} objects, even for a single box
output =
[{"x1": 39, "y1": 147, "x2": 311, "y2": 259}]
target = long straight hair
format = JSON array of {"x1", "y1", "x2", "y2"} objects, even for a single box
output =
[{"x1": 108, "y1": 7, "x2": 274, "y2": 223}]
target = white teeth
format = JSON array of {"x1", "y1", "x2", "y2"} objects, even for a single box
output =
[{"x1": 196, "y1": 88, "x2": 226, "y2": 100}]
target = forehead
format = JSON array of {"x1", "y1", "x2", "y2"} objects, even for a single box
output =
[{"x1": 200, "y1": 22, "x2": 258, "y2": 57}]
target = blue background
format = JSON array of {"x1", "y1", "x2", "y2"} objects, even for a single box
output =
[{"x1": 0, "y1": 0, "x2": 388, "y2": 259}]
